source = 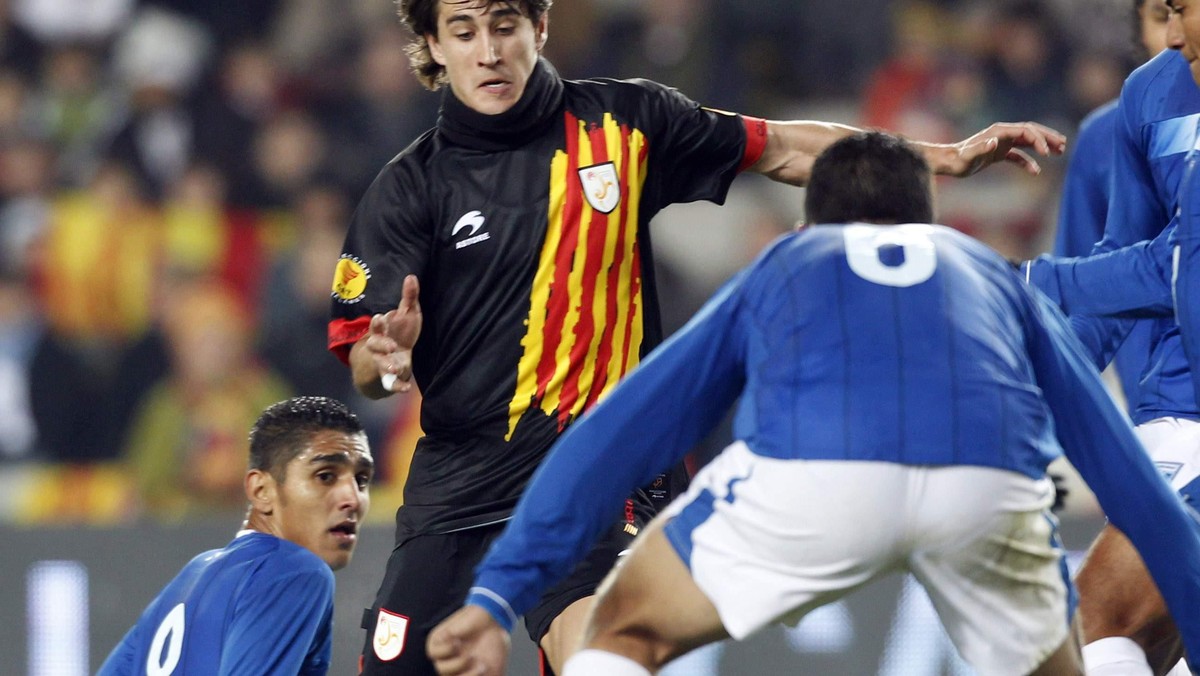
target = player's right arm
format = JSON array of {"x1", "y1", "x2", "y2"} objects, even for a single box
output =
[
  {"x1": 1022, "y1": 287, "x2": 1200, "y2": 672},
  {"x1": 329, "y1": 158, "x2": 434, "y2": 398},
  {"x1": 348, "y1": 275, "x2": 422, "y2": 398},
  {"x1": 747, "y1": 120, "x2": 1065, "y2": 186}
]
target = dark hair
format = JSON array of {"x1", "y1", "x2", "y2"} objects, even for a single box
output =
[
  {"x1": 397, "y1": 0, "x2": 553, "y2": 90},
  {"x1": 804, "y1": 131, "x2": 934, "y2": 226},
  {"x1": 249, "y1": 397, "x2": 364, "y2": 480}
]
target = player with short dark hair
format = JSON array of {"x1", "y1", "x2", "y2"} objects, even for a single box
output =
[
  {"x1": 98, "y1": 396, "x2": 374, "y2": 675},
  {"x1": 426, "y1": 132, "x2": 1200, "y2": 676},
  {"x1": 329, "y1": 2, "x2": 1066, "y2": 674}
]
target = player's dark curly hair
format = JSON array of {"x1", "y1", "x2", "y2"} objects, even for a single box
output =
[
  {"x1": 249, "y1": 397, "x2": 364, "y2": 481},
  {"x1": 397, "y1": 0, "x2": 552, "y2": 90},
  {"x1": 804, "y1": 131, "x2": 934, "y2": 226}
]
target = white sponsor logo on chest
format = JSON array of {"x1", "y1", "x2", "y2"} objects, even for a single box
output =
[
  {"x1": 578, "y1": 162, "x2": 621, "y2": 214},
  {"x1": 452, "y1": 210, "x2": 491, "y2": 249}
]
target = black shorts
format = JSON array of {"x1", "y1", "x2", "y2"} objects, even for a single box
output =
[{"x1": 358, "y1": 519, "x2": 639, "y2": 676}]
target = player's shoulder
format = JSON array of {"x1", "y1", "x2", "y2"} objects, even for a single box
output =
[
  {"x1": 1121, "y1": 49, "x2": 1192, "y2": 119},
  {"x1": 1076, "y1": 99, "x2": 1119, "y2": 141},
  {"x1": 562, "y1": 76, "x2": 698, "y2": 121}
]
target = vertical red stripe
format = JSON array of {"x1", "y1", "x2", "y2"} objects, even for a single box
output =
[
  {"x1": 556, "y1": 124, "x2": 613, "y2": 424},
  {"x1": 620, "y1": 243, "x2": 642, "y2": 379},
  {"x1": 582, "y1": 124, "x2": 634, "y2": 412},
  {"x1": 534, "y1": 113, "x2": 582, "y2": 400},
  {"x1": 618, "y1": 141, "x2": 650, "y2": 378}
]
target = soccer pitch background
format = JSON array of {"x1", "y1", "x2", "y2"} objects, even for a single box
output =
[{"x1": 5, "y1": 516, "x2": 1101, "y2": 675}]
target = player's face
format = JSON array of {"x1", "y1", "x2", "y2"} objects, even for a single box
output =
[
  {"x1": 426, "y1": 1, "x2": 548, "y2": 115},
  {"x1": 275, "y1": 430, "x2": 373, "y2": 571},
  {"x1": 1141, "y1": 0, "x2": 1173, "y2": 57},
  {"x1": 1167, "y1": 0, "x2": 1200, "y2": 85}
]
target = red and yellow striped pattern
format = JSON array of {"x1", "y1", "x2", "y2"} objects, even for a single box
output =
[{"x1": 506, "y1": 112, "x2": 650, "y2": 439}]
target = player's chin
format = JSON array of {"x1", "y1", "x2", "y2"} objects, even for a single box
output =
[{"x1": 322, "y1": 547, "x2": 354, "y2": 571}]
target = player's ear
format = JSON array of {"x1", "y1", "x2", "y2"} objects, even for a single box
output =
[
  {"x1": 427, "y1": 32, "x2": 446, "y2": 66},
  {"x1": 535, "y1": 14, "x2": 548, "y2": 51},
  {"x1": 245, "y1": 469, "x2": 276, "y2": 515}
]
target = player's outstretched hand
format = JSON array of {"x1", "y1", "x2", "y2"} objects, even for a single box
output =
[
  {"x1": 428, "y1": 605, "x2": 511, "y2": 676},
  {"x1": 928, "y1": 122, "x2": 1067, "y2": 178},
  {"x1": 352, "y1": 274, "x2": 422, "y2": 397}
]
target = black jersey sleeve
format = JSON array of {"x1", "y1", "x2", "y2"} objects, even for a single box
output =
[
  {"x1": 329, "y1": 148, "x2": 436, "y2": 358},
  {"x1": 632, "y1": 79, "x2": 748, "y2": 208}
]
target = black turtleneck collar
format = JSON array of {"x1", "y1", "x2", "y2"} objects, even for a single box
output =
[{"x1": 437, "y1": 57, "x2": 565, "y2": 152}]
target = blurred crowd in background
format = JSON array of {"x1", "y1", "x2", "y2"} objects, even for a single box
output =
[{"x1": 0, "y1": 0, "x2": 1144, "y2": 523}]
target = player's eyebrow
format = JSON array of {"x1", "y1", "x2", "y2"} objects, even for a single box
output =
[
  {"x1": 309, "y1": 452, "x2": 375, "y2": 472},
  {"x1": 446, "y1": 4, "x2": 520, "y2": 25}
]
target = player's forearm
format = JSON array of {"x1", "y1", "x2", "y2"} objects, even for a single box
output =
[
  {"x1": 749, "y1": 121, "x2": 860, "y2": 186},
  {"x1": 1023, "y1": 239, "x2": 1174, "y2": 318}
]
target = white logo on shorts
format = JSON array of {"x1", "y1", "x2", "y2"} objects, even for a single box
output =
[
  {"x1": 373, "y1": 608, "x2": 409, "y2": 662},
  {"x1": 1156, "y1": 461, "x2": 1184, "y2": 483}
]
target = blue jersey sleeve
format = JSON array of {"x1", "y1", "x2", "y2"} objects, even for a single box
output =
[
  {"x1": 219, "y1": 565, "x2": 335, "y2": 675},
  {"x1": 1023, "y1": 290, "x2": 1200, "y2": 670},
  {"x1": 1023, "y1": 231, "x2": 1175, "y2": 318},
  {"x1": 468, "y1": 268, "x2": 753, "y2": 628}
]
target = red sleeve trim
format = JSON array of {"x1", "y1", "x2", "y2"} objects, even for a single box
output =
[
  {"x1": 328, "y1": 316, "x2": 373, "y2": 365},
  {"x1": 738, "y1": 116, "x2": 768, "y2": 172}
]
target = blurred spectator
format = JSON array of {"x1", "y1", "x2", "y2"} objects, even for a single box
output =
[
  {"x1": 0, "y1": 69, "x2": 32, "y2": 141},
  {"x1": 26, "y1": 43, "x2": 118, "y2": 184},
  {"x1": 161, "y1": 162, "x2": 268, "y2": 309},
  {"x1": 246, "y1": 109, "x2": 328, "y2": 209},
  {"x1": 106, "y1": 7, "x2": 212, "y2": 199},
  {"x1": 0, "y1": 0, "x2": 42, "y2": 77},
  {"x1": 976, "y1": 1, "x2": 1072, "y2": 129},
  {"x1": 259, "y1": 182, "x2": 354, "y2": 401},
  {"x1": 145, "y1": 0, "x2": 280, "y2": 50},
  {"x1": 27, "y1": 161, "x2": 168, "y2": 462},
  {"x1": 192, "y1": 41, "x2": 286, "y2": 208},
  {"x1": 11, "y1": 0, "x2": 131, "y2": 44},
  {"x1": 589, "y1": 0, "x2": 713, "y2": 103},
  {"x1": 0, "y1": 253, "x2": 39, "y2": 460},
  {"x1": 122, "y1": 276, "x2": 290, "y2": 519},
  {"x1": 860, "y1": 2, "x2": 957, "y2": 142},
  {"x1": 316, "y1": 25, "x2": 438, "y2": 195}
]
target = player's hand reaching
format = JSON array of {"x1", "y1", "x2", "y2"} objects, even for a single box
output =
[
  {"x1": 428, "y1": 605, "x2": 511, "y2": 676},
  {"x1": 350, "y1": 274, "x2": 423, "y2": 398},
  {"x1": 926, "y1": 122, "x2": 1067, "y2": 178}
]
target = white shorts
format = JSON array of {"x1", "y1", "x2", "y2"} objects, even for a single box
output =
[
  {"x1": 661, "y1": 442, "x2": 1069, "y2": 676},
  {"x1": 1135, "y1": 417, "x2": 1200, "y2": 496}
]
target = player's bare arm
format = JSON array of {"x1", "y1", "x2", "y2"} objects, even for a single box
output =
[
  {"x1": 428, "y1": 605, "x2": 511, "y2": 676},
  {"x1": 349, "y1": 274, "x2": 422, "y2": 399},
  {"x1": 749, "y1": 120, "x2": 1066, "y2": 186}
]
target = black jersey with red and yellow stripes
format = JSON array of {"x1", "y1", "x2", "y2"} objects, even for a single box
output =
[{"x1": 328, "y1": 59, "x2": 764, "y2": 536}]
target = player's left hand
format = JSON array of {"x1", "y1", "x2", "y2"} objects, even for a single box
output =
[
  {"x1": 428, "y1": 605, "x2": 511, "y2": 676},
  {"x1": 928, "y1": 122, "x2": 1067, "y2": 178}
]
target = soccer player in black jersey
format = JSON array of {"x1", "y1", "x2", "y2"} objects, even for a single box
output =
[{"x1": 327, "y1": 2, "x2": 1065, "y2": 674}]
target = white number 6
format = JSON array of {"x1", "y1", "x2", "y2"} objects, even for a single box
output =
[
  {"x1": 146, "y1": 603, "x2": 186, "y2": 676},
  {"x1": 843, "y1": 224, "x2": 937, "y2": 287}
]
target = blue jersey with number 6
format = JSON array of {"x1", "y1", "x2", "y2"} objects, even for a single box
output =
[
  {"x1": 468, "y1": 223, "x2": 1200, "y2": 671},
  {"x1": 98, "y1": 531, "x2": 334, "y2": 676}
]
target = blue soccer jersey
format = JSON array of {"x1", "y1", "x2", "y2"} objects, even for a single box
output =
[
  {"x1": 98, "y1": 531, "x2": 335, "y2": 676},
  {"x1": 463, "y1": 224, "x2": 1200, "y2": 670},
  {"x1": 1026, "y1": 49, "x2": 1200, "y2": 424},
  {"x1": 1052, "y1": 100, "x2": 1152, "y2": 409}
]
